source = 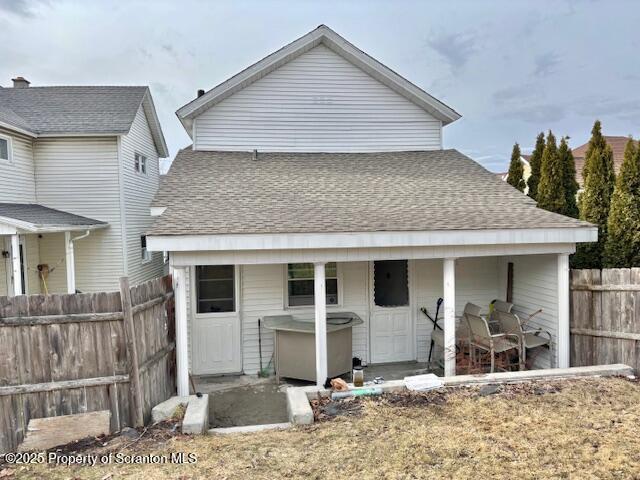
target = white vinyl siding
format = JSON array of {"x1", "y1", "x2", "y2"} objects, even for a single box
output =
[
  {"x1": 414, "y1": 257, "x2": 502, "y2": 363},
  {"x1": 194, "y1": 45, "x2": 442, "y2": 152},
  {"x1": 184, "y1": 258, "x2": 504, "y2": 375},
  {"x1": 505, "y1": 254, "x2": 558, "y2": 368},
  {"x1": 0, "y1": 128, "x2": 36, "y2": 203},
  {"x1": 237, "y1": 262, "x2": 370, "y2": 375},
  {"x1": 33, "y1": 137, "x2": 123, "y2": 292},
  {"x1": 120, "y1": 105, "x2": 164, "y2": 285}
]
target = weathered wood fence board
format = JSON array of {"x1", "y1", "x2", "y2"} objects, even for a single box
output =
[
  {"x1": 0, "y1": 275, "x2": 175, "y2": 453},
  {"x1": 571, "y1": 268, "x2": 640, "y2": 372}
]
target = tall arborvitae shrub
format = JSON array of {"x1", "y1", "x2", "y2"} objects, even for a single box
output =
[
  {"x1": 573, "y1": 121, "x2": 616, "y2": 268},
  {"x1": 604, "y1": 138, "x2": 640, "y2": 267},
  {"x1": 559, "y1": 137, "x2": 579, "y2": 218},
  {"x1": 527, "y1": 132, "x2": 545, "y2": 200},
  {"x1": 537, "y1": 131, "x2": 566, "y2": 213},
  {"x1": 506, "y1": 143, "x2": 526, "y2": 192}
]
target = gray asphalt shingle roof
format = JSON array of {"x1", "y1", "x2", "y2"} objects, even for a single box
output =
[
  {"x1": 150, "y1": 149, "x2": 592, "y2": 236},
  {"x1": 0, "y1": 86, "x2": 147, "y2": 135},
  {"x1": 0, "y1": 203, "x2": 107, "y2": 229}
]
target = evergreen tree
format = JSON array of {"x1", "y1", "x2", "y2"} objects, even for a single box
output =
[
  {"x1": 559, "y1": 137, "x2": 579, "y2": 218},
  {"x1": 527, "y1": 132, "x2": 545, "y2": 200},
  {"x1": 506, "y1": 143, "x2": 526, "y2": 192},
  {"x1": 604, "y1": 138, "x2": 640, "y2": 267},
  {"x1": 573, "y1": 121, "x2": 616, "y2": 269},
  {"x1": 537, "y1": 131, "x2": 565, "y2": 213}
]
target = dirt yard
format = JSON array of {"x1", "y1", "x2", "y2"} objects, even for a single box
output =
[{"x1": 5, "y1": 377, "x2": 640, "y2": 479}]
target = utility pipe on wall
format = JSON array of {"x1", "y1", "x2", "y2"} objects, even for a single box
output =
[{"x1": 65, "y1": 230, "x2": 90, "y2": 294}]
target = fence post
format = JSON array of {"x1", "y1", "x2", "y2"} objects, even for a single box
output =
[{"x1": 120, "y1": 277, "x2": 144, "y2": 428}]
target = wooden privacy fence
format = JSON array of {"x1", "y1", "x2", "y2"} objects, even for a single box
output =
[
  {"x1": 0, "y1": 275, "x2": 175, "y2": 453},
  {"x1": 571, "y1": 268, "x2": 640, "y2": 372}
]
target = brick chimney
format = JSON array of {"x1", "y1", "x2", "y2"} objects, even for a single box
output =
[{"x1": 12, "y1": 77, "x2": 30, "y2": 88}]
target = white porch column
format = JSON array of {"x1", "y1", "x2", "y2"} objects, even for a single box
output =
[
  {"x1": 443, "y1": 258, "x2": 456, "y2": 377},
  {"x1": 557, "y1": 253, "x2": 570, "y2": 368},
  {"x1": 314, "y1": 262, "x2": 328, "y2": 387},
  {"x1": 64, "y1": 231, "x2": 76, "y2": 294},
  {"x1": 10, "y1": 234, "x2": 22, "y2": 296},
  {"x1": 173, "y1": 265, "x2": 190, "y2": 396}
]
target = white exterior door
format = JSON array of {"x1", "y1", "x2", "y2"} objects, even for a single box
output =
[
  {"x1": 190, "y1": 265, "x2": 242, "y2": 375},
  {"x1": 369, "y1": 260, "x2": 414, "y2": 363}
]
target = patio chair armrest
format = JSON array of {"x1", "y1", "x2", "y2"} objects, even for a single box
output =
[{"x1": 523, "y1": 328, "x2": 552, "y2": 341}]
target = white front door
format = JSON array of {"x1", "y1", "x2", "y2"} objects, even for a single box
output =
[
  {"x1": 369, "y1": 260, "x2": 414, "y2": 363},
  {"x1": 190, "y1": 265, "x2": 242, "y2": 375}
]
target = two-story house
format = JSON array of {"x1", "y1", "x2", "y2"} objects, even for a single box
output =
[
  {"x1": 147, "y1": 25, "x2": 596, "y2": 394},
  {"x1": 0, "y1": 78, "x2": 168, "y2": 296}
]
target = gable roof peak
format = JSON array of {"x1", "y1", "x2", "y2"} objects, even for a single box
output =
[{"x1": 176, "y1": 25, "x2": 461, "y2": 133}]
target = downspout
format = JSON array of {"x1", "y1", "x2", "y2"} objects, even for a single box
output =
[{"x1": 65, "y1": 229, "x2": 91, "y2": 294}]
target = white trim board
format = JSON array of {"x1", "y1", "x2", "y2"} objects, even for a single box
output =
[
  {"x1": 147, "y1": 227, "x2": 597, "y2": 253},
  {"x1": 168, "y1": 243, "x2": 578, "y2": 267}
]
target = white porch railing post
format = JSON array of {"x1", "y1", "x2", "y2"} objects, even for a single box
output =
[
  {"x1": 10, "y1": 234, "x2": 22, "y2": 296},
  {"x1": 314, "y1": 262, "x2": 328, "y2": 387},
  {"x1": 64, "y1": 231, "x2": 76, "y2": 294},
  {"x1": 443, "y1": 257, "x2": 456, "y2": 376},
  {"x1": 173, "y1": 265, "x2": 190, "y2": 396},
  {"x1": 557, "y1": 253, "x2": 570, "y2": 368}
]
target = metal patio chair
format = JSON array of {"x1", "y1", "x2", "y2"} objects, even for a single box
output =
[
  {"x1": 421, "y1": 301, "x2": 475, "y2": 370},
  {"x1": 494, "y1": 309, "x2": 551, "y2": 370},
  {"x1": 465, "y1": 305, "x2": 521, "y2": 373}
]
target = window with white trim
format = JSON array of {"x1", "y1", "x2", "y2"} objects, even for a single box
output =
[
  {"x1": 0, "y1": 136, "x2": 11, "y2": 162},
  {"x1": 140, "y1": 235, "x2": 151, "y2": 263},
  {"x1": 196, "y1": 265, "x2": 235, "y2": 313},
  {"x1": 287, "y1": 263, "x2": 338, "y2": 307},
  {"x1": 134, "y1": 153, "x2": 147, "y2": 174}
]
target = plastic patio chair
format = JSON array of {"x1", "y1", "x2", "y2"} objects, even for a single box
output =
[
  {"x1": 464, "y1": 304, "x2": 521, "y2": 373},
  {"x1": 494, "y1": 309, "x2": 551, "y2": 370}
]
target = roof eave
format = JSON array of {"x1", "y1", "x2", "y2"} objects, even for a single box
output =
[
  {"x1": 0, "y1": 120, "x2": 37, "y2": 138},
  {"x1": 139, "y1": 89, "x2": 169, "y2": 158},
  {"x1": 0, "y1": 215, "x2": 109, "y2": 233},
  {"x1": 176, "y1": 25, "x2": 461, "y2": 127}
]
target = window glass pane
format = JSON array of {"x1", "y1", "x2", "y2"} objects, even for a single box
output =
[
  {"x1": 134, "y1": 154, "x2": 140, "y2": 172},
  {"x1": 141, "y1": 157, "x2": 147, "y2": 174},
  {"x1": 0, "y1": 139, "x2": 7, "y2": 160},
  {"x1": 374, "y1": 260, "x2": 409, "y2": 307},
  {"x1": 196, "y1": 265, "x2": 235, "y2": 313},
  {"x1": 287, "y1": 263, "x2": 338, "y2": 306}
]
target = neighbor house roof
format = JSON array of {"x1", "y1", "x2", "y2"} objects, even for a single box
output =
[
  {"x1": 150, "y1": 149, "x2": 592, "y2": 236},
  {"x1": 0, "y1": 85, "x2": 168, "y2": 156},
  {"x1": 572, "y1": 136, "x2": 637, "y2": 187},
  {"x1": 0, "y1": 203, "x2": 108, "y2": 233},
  {"x1": 176, "y1": 25, "x2": 461, "y2": 134}
]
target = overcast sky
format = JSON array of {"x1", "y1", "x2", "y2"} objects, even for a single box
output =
[{"x1": 1, "y1": 0, "x2": 638, "y2": 172}]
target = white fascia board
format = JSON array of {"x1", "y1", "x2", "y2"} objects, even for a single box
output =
[
  {"x1": 147, "y1": 227, "x2": 598, "y2": 252},
  {"x1": 0, "y1": 121, "x2": 37, "y2": 138},
  {"x1": 0, "y1": 215, "x2": 108, "y2": 234},
  {"x1": 141, "y1": 90, "x2": 169, "y2": 157}
]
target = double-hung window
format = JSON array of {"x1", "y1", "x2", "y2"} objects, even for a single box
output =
[
  {"x1": 0, "y1": 136, "x2": 11, "y2": 162},
  {"x1": 134, "y1": 153, "x2": 147, "y2": 174},
  {"x1": 196, "y1": 265, "x2": 235, "y2": 313},
  {"x1": 287, "y1": 263, "x2": 338, "y2": 307}
]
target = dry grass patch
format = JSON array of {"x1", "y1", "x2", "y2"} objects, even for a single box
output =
[{"x1": 8, "y1": 377, "x2": 640, "y2": 479}]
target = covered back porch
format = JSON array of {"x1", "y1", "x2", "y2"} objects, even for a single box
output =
[
  {"x1": 0, "y1": 203, "x2": 107, "y2": 296},
  {"x1": 156, "y1": 231, "x2": 579, "y2": 395}
]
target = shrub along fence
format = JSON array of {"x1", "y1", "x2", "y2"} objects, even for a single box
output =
[
  {"x1": 0, "y1": 275, "x2": 175, "y2": 453},
  {"x1": 571, "y1": 268, "x2": 640, "y2": 371}
]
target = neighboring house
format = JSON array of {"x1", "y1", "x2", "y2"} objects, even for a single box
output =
[
  {"x1": 0, "y1": 78, "x2": 169, "y2": 296},
  {"x1": 496, "y1": 155, "x2": 532, "y2": 193},
  {"x1": 147, "y1": 25, "x2": 596, "y2": 393},
  {"x1": 499, "y1": 137, "x2": 635, "y2": 191},
  {"x1": 572, "y1": 135, "x2": 636, "y2": 188}
]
